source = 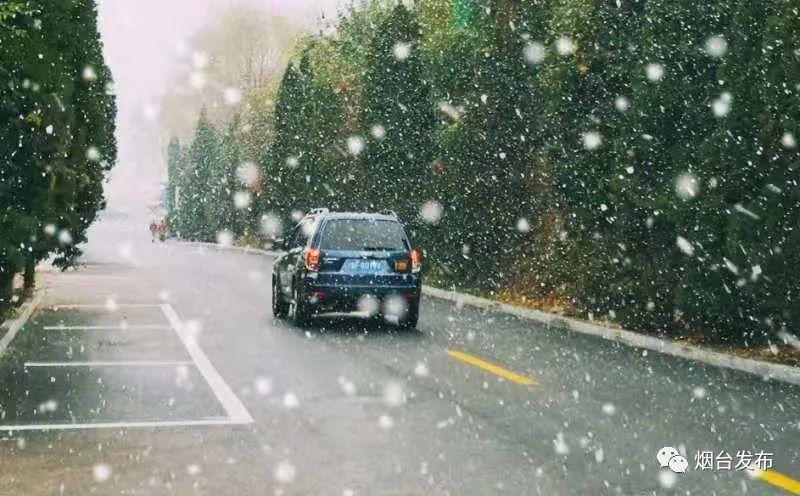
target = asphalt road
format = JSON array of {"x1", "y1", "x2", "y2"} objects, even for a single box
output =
[{"x1": 0, "y1": 220, "x2": 798, "y2": 495}]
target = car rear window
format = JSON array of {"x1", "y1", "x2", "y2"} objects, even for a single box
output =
[{"x1": 318, "y1": 219, "x2": 409, "y2": 251}]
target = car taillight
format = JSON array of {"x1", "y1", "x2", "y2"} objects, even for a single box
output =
[
  {"x1": 410, "y1": 249, "x2": 422, "y2": 272},
  {"x1": 305, "y1": 248, "x2": 321, "y2": 271}
]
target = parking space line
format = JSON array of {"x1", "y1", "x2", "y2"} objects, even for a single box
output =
[
  {"x1": 50, "y1": 304, "x2": 162, "y2": 310},
  {"x1": 43, "y1": 325, "x2": 171, "y2": 330},
  {"x1": 0, "y1": 417, "x2": 249, "y2": 432},
  {"x1": 445, "y1": 350, "x2": 537, "y2": 386},
  {"x1": 24, "y1": 360, "x2": 192, "y2": 367},
  {"x1": 161, "y1": 304, "x2": 253, "y2": 424},
  {"x1": 0, "y1": 295, "x2": 42, "y2": 356}
]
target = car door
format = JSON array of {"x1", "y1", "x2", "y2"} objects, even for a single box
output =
[{"x1": 279, "y1": 219, "x2": 312, "y2": 298}]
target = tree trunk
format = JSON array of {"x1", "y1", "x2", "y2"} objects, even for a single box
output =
[
  {"x1": 0, "y1": 270, "x2": 13, "y2": 311},
  {"x1": 23, "y1": 254, "x2": 36, "y2": 295}
]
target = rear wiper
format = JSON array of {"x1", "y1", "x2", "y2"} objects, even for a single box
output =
[{"x1": 362, "y1": 246, "x2": 394, "y2": 251}]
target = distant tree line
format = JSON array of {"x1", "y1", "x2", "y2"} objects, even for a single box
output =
[
  {"x1": 167, "y1": 0, "x2": 799, "y2": 345},
  {"x1": 0, "y1": 0, "x2": 116, "y2": 309}
]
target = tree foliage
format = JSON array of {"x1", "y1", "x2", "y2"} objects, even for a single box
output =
[
  {"x1": 0, "y1": 0, "x2": 116, "y2": 306},
  {"x1": 166, "y1": 0, "x2": 800, "y2": 344}
]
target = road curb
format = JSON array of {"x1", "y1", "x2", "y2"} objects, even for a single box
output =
[
  {"x1": 0, "y1": 294, "x2": 42, "y2": 357},
  {"x1": 178, "y1": 240, "x2": 800, "y2": 386},
  {"x1": 423, "y1": 286, "x2": 800, "y2": 386},
  {"x1": 179, "y1": 240, "x2": 282, "y2": 257}
]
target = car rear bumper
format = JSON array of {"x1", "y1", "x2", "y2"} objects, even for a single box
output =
[{"x1": 300, "y1": 282, "x2": 421, "y2": 313}]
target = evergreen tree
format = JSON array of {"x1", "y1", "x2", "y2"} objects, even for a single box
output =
[
  {"x1": 357, "y1": 4, "x2": 436, "y2": 227},
  {"x1": 184, "y1": 109, "x2": 221, "y2": 241},
  {"x1": 0, "y1": 0, "x2": 115, "y2": 304}
]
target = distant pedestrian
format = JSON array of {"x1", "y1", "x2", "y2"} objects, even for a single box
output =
[
  {"x1": 149, "y1": 220, "x2": 157, "y2": 242},
  {"x1": 158, "y1": 219, "x2": 167, "y2": 241}
]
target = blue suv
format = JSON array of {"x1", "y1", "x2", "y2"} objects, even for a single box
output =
[{"x1": 271, "y1": 209, "x2": 422, "y2": 328}]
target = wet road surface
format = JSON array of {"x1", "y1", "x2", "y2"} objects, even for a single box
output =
[{"x1": 0, "y1": 221, "x2": 798, "y2": 495}]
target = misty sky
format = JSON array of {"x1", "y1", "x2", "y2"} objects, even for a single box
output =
[{"x1": 96, "y1": 0, "x2": 342, "y2": 217}]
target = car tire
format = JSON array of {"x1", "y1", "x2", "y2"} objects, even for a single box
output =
[
  {"x1": 291, "y1": 287, "x2": 311, "y2": 327},
  {"x1": 272, "y1": 278, "x2": 289, "y2": 317},
  {"x1": 398, "y1": 300, "x2": 420, "y2": 330}
]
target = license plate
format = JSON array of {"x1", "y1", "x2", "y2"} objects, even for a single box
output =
[{"x1": 345, "y1": 259, "x2": 386, "y2": 273}]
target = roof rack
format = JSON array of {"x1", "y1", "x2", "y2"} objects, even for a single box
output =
[
  {"x1": 307, "y1": 208, "x2": 330, "y2": 216},
  {"x1": 379, "y1": 209, "x2": 398, "y2": 218}
]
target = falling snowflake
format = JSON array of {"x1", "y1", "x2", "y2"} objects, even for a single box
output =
[
  {"x1": 393, "y1": 42, "x2": 411, "y2": 61},
  {"x1": 192, "y1": 50, "x2": 209, "y2": 69},
  {"x1": 704, "y1": 35, "x2": 728, "y2": 58},
  {"x1": 104, "y1": 296, "x2": 118, "y2": 311},
  {"x1": 711, "y1": 92, "x2": 732, "y2": 117},
  {"x1": 82, "y1": 65, "x2": 97, "y2": 81},
  {"x1": 142, "y1": 102, "x2": 159, "y2": 121},
  {"x1": 93, "y1": 464, "x2": 112, "y2": 483},
  {"x1": 58, "y1": 229, "x2": 73, "y2": 245},
  {"x1": 614, "y1": 96, "x2": 630, "y2": 112},
  {"x1": 601, "y1": 402, "x2": 616, "y2": 415},
  {"x1": 420, "y1": 200, "x2": 443, "y2": 224},
  {"x1": 658, "y1": 470, "x2": 676, "y2": 489},
  {"x1": 414, "y1": 362, "x2": 429, "y2": 377},
  {"x1": 383, "y1": 381, "x2": 406, "y2": 407},
  {"x1": 233, "y1": 191, "x2": 251, "y2": 210},
  {"x1": 555, "y1": 36, "x2": 575, "y2": 56},
  {"x1": 38, "y1": 399, "x2": 58, "y2": 413},
  {"x1": 236, "y1": 162, "x2": 260, "y2": 187},
  {"x1": 44, "y1": 224, "x2": 56, "y2": 236},
  {"x1": 781, "y1": 132, "x2": 796, "y2": 149},
  {"x1": 516, "y1": 217, "x2": 531, "y2": 232},
  {"x1": 645, "y1": 62, "x2": 664, "y2": 82},
  {"x1": 254, "y1": 377, "x2": 272, "y2": 396},
  {"x1": 273, "y1": 460, "x2": 297, "y2": 483},
  {"x1": 676, "y1": 236, "x2": 695, "y2": 256},
  {"x1": 346, "y1": 136, "x2": 365, "y2": 156},
  {"x1": 553, "y1": 432, "x2": 570, "y2": 455},
  {"x1": 283, "y1": 392, "x2": 299, "y2": 409},
  {"x1": 357, "y1": 294, "x2": 380, "y2": 316},
  {"x1": 285, "y1": 156, "x2": 300, "y2": 168},
  {"x1": 383, "y1": 295, "x2": 408, "y2": 322},
  {"x1": 223, "y1": 86, "x2": 242, "y2": 105},
  {"x1": 189, "y1": 71, "x2": 207, "y2": 90},
  {"x1": 370, "y1": 124, "x2": 386, "y2": 139},
  {"x1": 338, "y1": 376, "x2": 357, "y2": 396},
  {"x1": 582, "y1": 131, "x2": 602, "y2": 151},
  {"x1": 523, "y1": 42, "x2": 547, "y2": 65},
  {"x1": 378, "y1": 414, "x2": 394, "y2": 429},
  {"x1": 216, "y1": 230, "x2": 233, "y2": 247},
  {"x1": 86, "y1": 146, "x2": 101, "y2": 161},
  {"x1": 260, "y1": 213, "x2": 283, "y2": 239},
  {"x1": 675, "y1": 173, "x2": 699, "y2": 200}
]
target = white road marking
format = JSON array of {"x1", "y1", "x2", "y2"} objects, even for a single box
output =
[
  {"x1": 0, "y1": 295, "x2": 42, "y2": 356},
  {"x1": 161, "y1": 304, "x2": 253, "y2": 424},
  {"x1": 50, "y1": 303, "x2": 162, "y2": 310},
  {"x1": 0, "y1": 417, "x2": 250, "y2": 432},
  {"x1": 24, "y1": 360, "x2": 192, "y2": 367},
  {"x1": 55, "y1": 275, "x2": 134, "y2": 280},
  {"x1": 43, "y1": 325, "x2": 171, "y2": 330}
]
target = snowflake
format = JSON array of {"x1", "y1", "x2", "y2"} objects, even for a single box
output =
[
  {"x1": 704, "y1": 35, "x2": 728, "y2": 58},
  {"x1": 393, "y1": 42, "x2": 411, "y2": 61},
  {"x1": 523, "y1": 42, "x2": 547, "y2": 65},
  {"x1": 645, "y1": 62, "x2": 664, "y2": 82}
]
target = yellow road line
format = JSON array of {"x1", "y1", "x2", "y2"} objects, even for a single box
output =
[
  {"x1": 445, "y1": 350, "x2": 536, "y2": 386},
  {"x1": 757, "y1": 469, "x2": 800, "y2": 495}
]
